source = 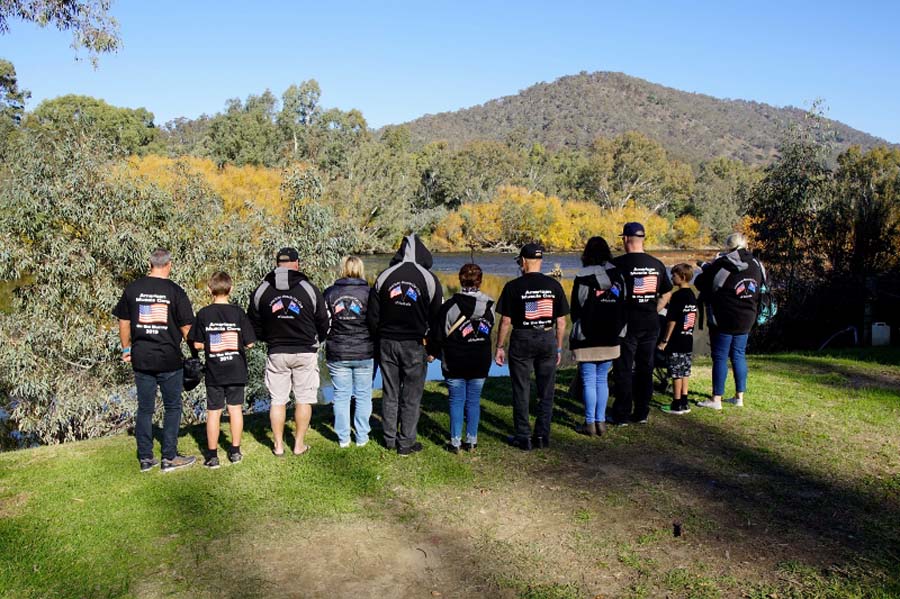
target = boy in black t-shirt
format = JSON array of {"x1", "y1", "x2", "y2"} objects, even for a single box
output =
[
  {"x1": 189, "y1": 272, "x2": 256, "y2": 468},
  {"x1": 658, "y1": 264, "x2": 697, "y2": 415}
]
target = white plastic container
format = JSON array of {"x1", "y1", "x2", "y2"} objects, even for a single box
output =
[{"x1": 872, "y1": 322, "x2": 891, "y2": 347}]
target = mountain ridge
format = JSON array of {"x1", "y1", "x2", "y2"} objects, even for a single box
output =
[{"x1": 395, "y1": 71, "x2": 889, "y2": 165}]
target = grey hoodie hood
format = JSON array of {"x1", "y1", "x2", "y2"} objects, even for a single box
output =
[{"x1": 389, "y1": 234, "x2": 434, "y2": 269}]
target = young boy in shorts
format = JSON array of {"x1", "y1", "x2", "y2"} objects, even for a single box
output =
[
  {"x1": 658, "y1": 263, "x2": 698, "y2": 415},
  {"x1": 189, "y1": 272, "x2": 257, "y2": 467}
]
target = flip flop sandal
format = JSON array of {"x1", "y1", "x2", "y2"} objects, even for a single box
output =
[
  {"x1": 272, "y1": 448, "x2": 286, "y2": 458},
  {"x1": 293, "y1": 445, "x2": 310, "y2": 456}
]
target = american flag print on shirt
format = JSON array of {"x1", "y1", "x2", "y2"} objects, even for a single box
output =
[
  {"x1": 525, "y1": 298, "x2": 554, "y2": 320},
  {"x1": 633, "y1": 275, "x2": 658, "y2": 295},
  {"x1": 389, "y1": 285, "x2": 402, "y2": 298},
  {"x1": 684, "y1": 312, "x2": 696, "y2": 330},
  {"x1": 209, "y1": 331, "x2": 240, "y2": 353},
  {"x1": 461, "y1": 323, "x2": 474, "y2": 337},
  {"x1": 138, "y1": 303, "x2": 168, "y2": 324}
]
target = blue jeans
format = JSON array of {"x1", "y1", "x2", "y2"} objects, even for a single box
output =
[
  {"x1": 445, "y1": 378, "x2": 485, "y2": 447},
  {"x1": 710, "y1": 330, "x2": 749, "y2": 397},
  {"x1": 134, "y1": 369, "x2": 183, "y2": 460},
  {"x1": 578, "y1": 361, "x2": 613, "y2": 424},
  {"x1": 327, "y1": 359, "x2": 374, "y2": 445}
]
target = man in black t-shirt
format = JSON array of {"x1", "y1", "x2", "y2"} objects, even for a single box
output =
[
  {"x1": 608, "y1": 223, "x2": 673, "y2": 425},
  {"x1": 495, "y1": 243, "x2": 570, "y2": 449},
  {"x1": 113, "y1": 249, "x2": 196, "y2": 473}
]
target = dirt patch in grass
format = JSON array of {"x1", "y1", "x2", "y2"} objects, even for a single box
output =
[{"x1": 0, "y1": 491, "x2": 29, "y2": 518}]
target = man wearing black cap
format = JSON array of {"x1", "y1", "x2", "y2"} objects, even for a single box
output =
[
  {"x1": 370, "y1": 234, "x2": 443, "y2": 455},
  {"x1": 608, "y1": 223, "x2": 673, "y2": 425},
  {"x1": 248, "y1": 247, "x2": 329, "y2": 457},
  {"x1": 495, "y1": 242, "x2": 570, "y2": 449}
]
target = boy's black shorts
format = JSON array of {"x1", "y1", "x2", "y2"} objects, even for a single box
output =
[{"x1": 206, "y1": 385, "x2": 245, "y2": 410}]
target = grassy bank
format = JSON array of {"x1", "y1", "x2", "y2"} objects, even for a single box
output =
[{"x1": 1, "y1": 350, "x2": 899, "y2": 598}]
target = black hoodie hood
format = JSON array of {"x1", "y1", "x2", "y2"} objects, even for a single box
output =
[{"x1": 389, "y1": 234, "x2": 434, "y2": 269}]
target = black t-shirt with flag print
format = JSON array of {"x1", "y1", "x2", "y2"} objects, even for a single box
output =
[
  {"x1": 613, "y1": 252, "x2": 673, "y2": 328},
  {"x1": 664, "y1": 287, "x2": 698, "y2": 354},
  {"x1": 113, "y1": 276, "x2": 194, "y2": 373},
  {"x1": 497, "y1": 272, "x2": 569, "y2": 330},
  {"x1": 188, "y1": 303, "x2": 257, "y2": 386}
]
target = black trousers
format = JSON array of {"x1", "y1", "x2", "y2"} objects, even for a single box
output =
[
  {"x1": 508, "y1": 328, "x2": 558, "y2": 440},
  {"x1": 379, "y1": 338, "x2": 426, "y2": 450},
  {"x1": 134, "y1": 369, "x2": 183, "y2": 460},
  {"x1": 611, "y1": 323, "x2": 659, "y2": 421}
]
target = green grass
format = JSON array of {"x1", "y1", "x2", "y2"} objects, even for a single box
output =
[{"x1": 2, "y1": 349, "x2": 900, "y2": 598}]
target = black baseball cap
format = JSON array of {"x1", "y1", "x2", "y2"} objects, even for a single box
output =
[
  {"x1": 621, "y1": 222, "x2": 646, "y2": 237},
  {"x1": 276, "y1": 247, "x2": 299, "y2": 262},
  {"x1": 518, "y1": 242, "x2": 544, "y2": 260}
]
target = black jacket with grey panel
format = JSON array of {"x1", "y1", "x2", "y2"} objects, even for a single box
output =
[
  {"x1": 429, "y1": 291, "x2": 495, "y2": 379},
  {"x1": 569, "y1": 262, "x2": 629, "y2": 350},
  {"x1": 247, "y1": 267, "x2": 329, "y2": 354},
  {"x1": 694, "y1": 249, "x2": 764, "y2": 335},
  {"x1": 369, "y1": 234, "x2": 443, "y2": 343}
]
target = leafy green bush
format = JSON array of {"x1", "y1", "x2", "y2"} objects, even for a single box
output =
[{"x1": 0, "y1": 130, "x2": 350, "y2": 443}]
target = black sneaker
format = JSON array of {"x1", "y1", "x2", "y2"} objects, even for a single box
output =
[
  {"x1": 532, "y1": 435, "x2": 550, "y2": 450},
  {"x1": 161, "y1": 454, "x2": 196, "y2": 472},
  {"x1": 506, "y1": 435, "x2": 532, "y2": 451},
  {"x1": 629, "y1": 417, "x2": 649, "y2": 425},
  {"x1": 139, "y1": 458, "x2": 159, "y2": 473},
  {"x1": 462, "y1": 442, "x2": 477, "y2": 452},
  {"x1": 446, "y1": 443, "x2": 461, "y2": 454},
  {"x1": 606, "y1": 416, "x2": 629, "y2": 427},
  {"x1": 228, "y1": 449, "x2": 243, "y2": 463},
  {"x1": 397, "y1": 442, "x2": 423, "y2": 456},
  {"x1": 203, "y1": 455, "x2": 220, "y2": 469}
]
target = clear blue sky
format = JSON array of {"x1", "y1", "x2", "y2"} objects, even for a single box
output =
[{"x1": 2, "y1": 0, "x2": 899, "y2": 142}]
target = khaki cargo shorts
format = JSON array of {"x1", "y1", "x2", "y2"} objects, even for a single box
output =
[{"x1": 265, "y1": 353, "x2": 320, "y2": 406}]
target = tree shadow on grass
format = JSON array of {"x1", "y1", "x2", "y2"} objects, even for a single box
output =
[{"x1": 755, "y1": 353, "x2": 900, "y2": 392}]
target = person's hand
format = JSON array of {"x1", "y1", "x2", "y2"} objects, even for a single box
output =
[
  {"x1": 426, "y1": 354, "x2": 435, "y2": 363},
  {"x1": 657, "y1": 341, "x2": 667, "y2": 351},
  {"x1": 555, "y1": 351, "x2": 562, "y2": 366},
  {"x1": 121, "y1": 347, "x2": 132, "y2": 363},
  {"x1": 494, "y1": 347, "x2": 505, "y2": 366}
]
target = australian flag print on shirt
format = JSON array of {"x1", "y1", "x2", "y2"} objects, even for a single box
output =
[
  {"x1": 525, "y1": 298, "x2": 553, "y2": 320},
  {"x1": 138, "y1": 303, "x2": 168, "y2": 324},
  {"x1": 405, "y1": 287, "x2": 418, "y2": 301}
]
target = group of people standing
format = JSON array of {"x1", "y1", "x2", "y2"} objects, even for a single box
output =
[{"x1": 114, "y1": 224, "x2": 764, "y2": 472}]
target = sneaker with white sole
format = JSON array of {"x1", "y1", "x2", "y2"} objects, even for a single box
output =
[
  {"x1": 161, "y1": 454, "x2": 196, "y2": 472},
  {"x1": 697, "y1": 399, "x2": 723, "y2": 410},
  {"x1": 725, "y1": 397, "x2": 744, "y2": 407}
]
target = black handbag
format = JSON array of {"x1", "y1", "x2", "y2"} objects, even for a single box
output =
[{"x1": 183, "y1": 345, "x2": 204, "y2": 391}]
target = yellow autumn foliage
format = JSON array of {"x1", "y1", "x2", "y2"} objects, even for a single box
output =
[
  {"x1": 431, "y1": 186, "x2": 674, "y2": 251},
  {"x1": 124, "y1": 155, "x2": 286, "y2": 216}
]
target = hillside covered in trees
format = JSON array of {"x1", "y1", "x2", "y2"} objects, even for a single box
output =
[{"x1": 399, "y1": 71, "x2": 889, "y2": 165}]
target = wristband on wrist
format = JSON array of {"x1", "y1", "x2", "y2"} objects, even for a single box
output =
[
  {"x1": 556, "y1": 348, "x2": 563, "y2": 354},
  {"x1": 121, "y1": 347, "x2": 131, "y2": 355}
]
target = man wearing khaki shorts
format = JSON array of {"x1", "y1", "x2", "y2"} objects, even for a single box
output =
[{"x1": 248, "y1": 247, "x2": 329, "y2": 456}]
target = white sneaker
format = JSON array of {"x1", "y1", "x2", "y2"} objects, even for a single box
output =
[
  {"x1": 697, "y1": 399, "x2": 723, "y2": 410},
  {"x1": 339, "y1": 441, "x2": 351, "y2": 448},
  {"x1": 725, "y1": 397, "x2": 744, "y2": 407}
]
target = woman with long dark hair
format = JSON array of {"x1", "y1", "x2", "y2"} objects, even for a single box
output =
[{"x1": 569, "y1": 237, "x2": 628, "y2": 436}]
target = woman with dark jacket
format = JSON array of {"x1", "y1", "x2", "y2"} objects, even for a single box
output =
[
  {"x1": 569, "y1": 237, "x2": 628, "y2": 436},
  {"x1": 324, "y1": 256, "x2": 375, "y2": 447},
  {"x1": 429, "y1": 264, "x2": 494, "y2": 453},
  {"x1": 693, "y1": 233, "x2": 764, "y2": 410}
]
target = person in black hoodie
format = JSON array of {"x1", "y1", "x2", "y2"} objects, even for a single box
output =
[
  {"x1": 370, "y1": 234, "x2": 443, "y2": 455},
  {"x1": 247, "y1": 247, "x2": 329, "y2": 457},
  {"x1": 693, "y1": 233, "x2": 764, "y2": 410},
  {"x1": 324, "y1": 256, "x2": 375, "y2": 448},
  {"x1": 429, "y1": 263, "x2": 494, "y2": 453},
  {"x1": 569, "y1": 237, "x2": 627, "y2": 437}
]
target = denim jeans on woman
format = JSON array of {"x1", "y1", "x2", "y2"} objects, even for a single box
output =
[
  {"x1": 578, "y1": 360, "x2": 613, "y2": 424},
  {"x1": 327, "y1": 359, "x2": 375, "y2": 446},
  {"x1": 445, "y1": 377, "x2": 485, "y2": 447},
  {"x1": 710, "y1": 330, "x2": 749, "y2": 397}
]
